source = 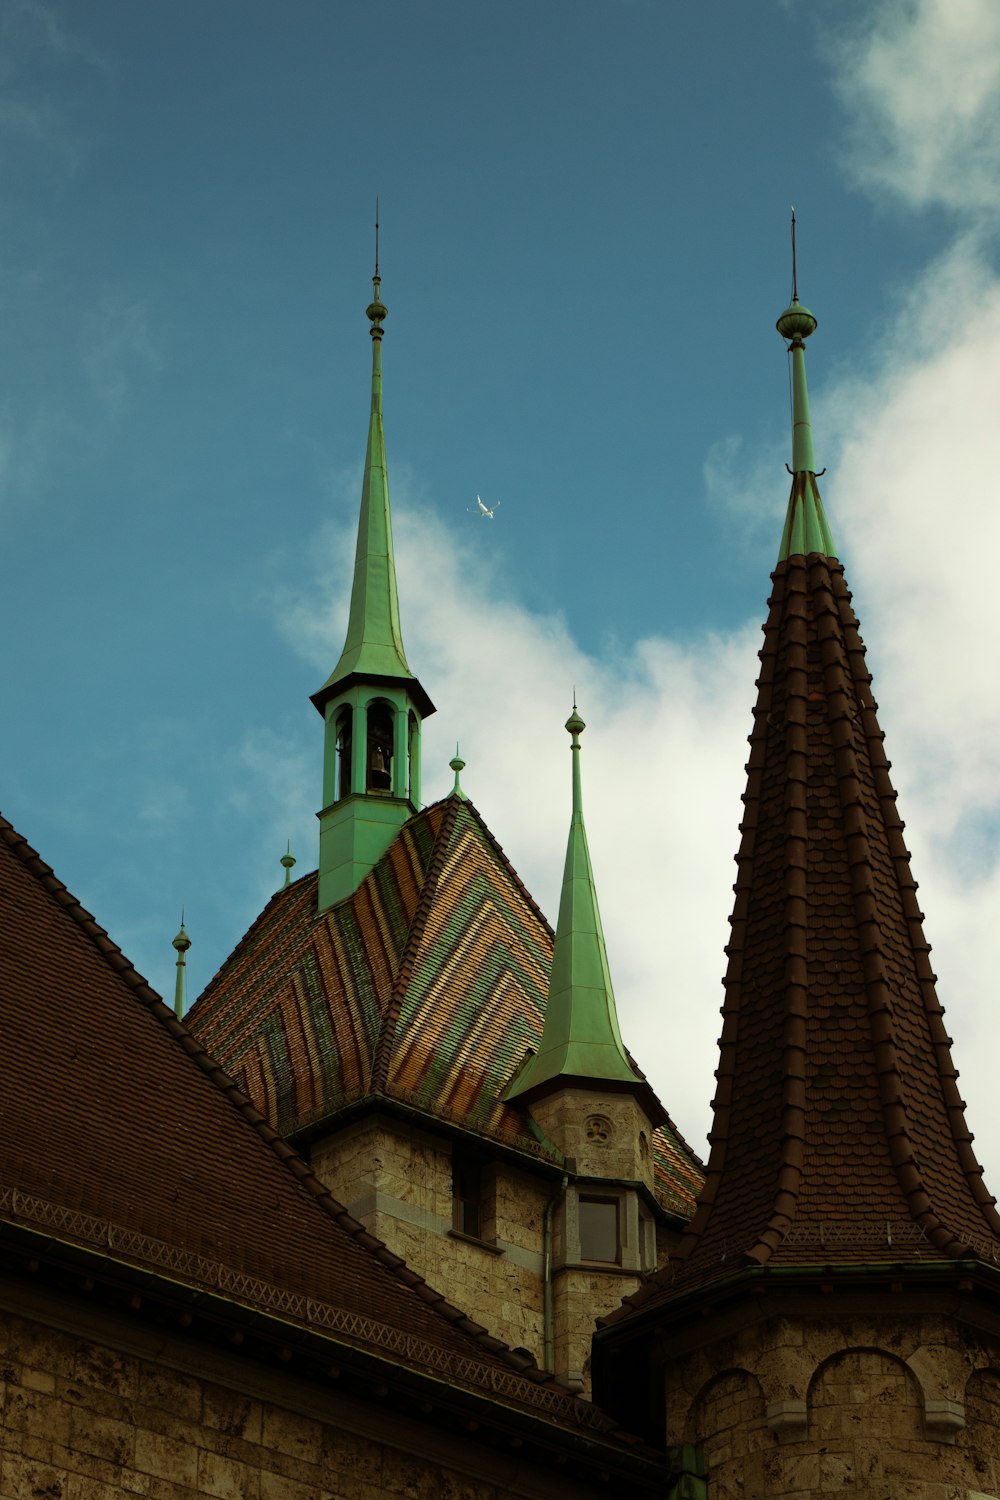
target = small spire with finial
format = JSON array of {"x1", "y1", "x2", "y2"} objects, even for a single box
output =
[
  {"x1": 776, "y1": 208, "x2": 818, "y2": 475},
  {"x1": 367, "y1": 200, "x2": 387, "y2": 339},
  {"x1": 449, "y1": 744, "x2": 467, "y2": 801},
  {"x1": 280, "y1": 841, "x2": 297, "y2": 890},
  {"x1": 566, "y1": 704, "x2": 586, "y2": 820},
  {"x1": 172, "y1": 911, "x2": 191, "y2": 1019}
]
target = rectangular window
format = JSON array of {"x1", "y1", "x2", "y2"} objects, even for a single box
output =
[
  {"x1": 579, "y1": 1196, "x2": 620, "y2": 1263},
  {"x1": 452, "y1": 1151, "x2": 483, "y2": 1239}
]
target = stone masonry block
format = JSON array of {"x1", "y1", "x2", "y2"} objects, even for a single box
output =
[
  {"x1": 203, "y1": 1385, "x2": 264, "y2": 1445},
  {"x1": 133, "y1": 1428, "x2": 200, "y2": 1488},
  {"x1": 197, "y1": 1445, "x2": 260, "y2": 1500}
]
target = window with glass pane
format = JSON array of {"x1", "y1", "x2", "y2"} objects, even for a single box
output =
[{"x1": 579, "y1": 1196, "x2": 619, "y2": 1262}]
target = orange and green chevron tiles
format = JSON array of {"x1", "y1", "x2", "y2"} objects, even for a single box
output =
[{"x1": 187, "y1": 796, "x2": 702, "y2": 1210}]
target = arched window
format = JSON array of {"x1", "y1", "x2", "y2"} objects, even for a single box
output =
[
  {"x1": 336, "y1": 707, "x2": 353, "y2": 800},
  {"x1": 366, "y1": 702, "x2": 394, "y2": 793}
]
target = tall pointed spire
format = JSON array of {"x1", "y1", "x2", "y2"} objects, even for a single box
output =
[
  {"x1": 608, "y1": 246, "x2": 1000, "y2": 1308},
  {"x1": 506, "y1": 708, "x2": 651, "y2": 1105},
  {"x1": 312, "y1": 239, "x2": 431, "y2": 711},
  {"x1": 311, "y1": 230, "x2": 434, "y2": 913},
  {"x1": 775, "y1": 211, "x2": 835, "y2": 562}
]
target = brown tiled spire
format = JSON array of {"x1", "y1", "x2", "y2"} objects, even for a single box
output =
[
  {"x1": 672, "y1": 550, "x2": 1000, "y2": 1281},
  {"x1": 627, "y1": 283, "x2": 1000, "y2": 1304}
]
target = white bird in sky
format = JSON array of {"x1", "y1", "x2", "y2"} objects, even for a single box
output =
[{"x1": 468, "y1": 495, "x2": 499, "y2": 519}]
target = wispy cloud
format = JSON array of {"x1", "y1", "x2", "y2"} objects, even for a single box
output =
[
  {"x1": 0, "y1": 0, "x2": 109, "y2": 74},
  {"x1": 80, "y1": 292, "x2": 164, "y2": 422},
  {"x1": 833, "y1": 0, "x2": 1000, "y2": 218}
]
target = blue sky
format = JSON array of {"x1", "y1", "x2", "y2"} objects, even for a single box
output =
[{"x1": 3, "y1": 0, "x2": 1000, "y2": 1179}]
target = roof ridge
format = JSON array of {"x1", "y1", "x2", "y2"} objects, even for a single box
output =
[
  {"x1": 370, "y1": 796, "x2": 462, "y2": 1093},
  {"x1": 0, "y1": 810, "x2": 589, "y2": 1399},
  {"x1": 0, "y1": 814, "x2": 165, "y2": 1010},
  {"x1": 821, "y1": 559, "x2": 1000, "y2": 1249},
  {"x1": 438, "y1": 793, "x2": 556, "y2": 940},
  {"x1": 191, "y1": 871, "x2": 315, "y2": 1016}
]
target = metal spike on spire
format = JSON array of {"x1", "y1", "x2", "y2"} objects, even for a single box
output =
[
  {"x1": 790, "y1": 205, "x2": 798, "y2": 303},
  {"x1": 375, "y1": 196, "x2": 380, "y2": 278}
]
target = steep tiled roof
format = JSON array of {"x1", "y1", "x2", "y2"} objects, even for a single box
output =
[
  {"x1": 605, "y1": 549, "x2": 1000, "y2": 1321},
  {"x1": 188, "y1": 797, "x2": 702, "y2": 1212},
  {"x1": 0, "y1": 812, "x2": 649, "y2": 1435}
]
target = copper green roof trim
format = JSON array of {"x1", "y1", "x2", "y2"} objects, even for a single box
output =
[
  {"x1": 506, "y1": 709, "x2": 638, "y2": 1102},
  {"x1": 312, "y1": 274, "x2": 432, "y2": 718},
  {"x1": 775, "y1": 293, "x2": 835, "y2": 563}
]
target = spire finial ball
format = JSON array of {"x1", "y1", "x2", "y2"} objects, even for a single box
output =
[
  {"x1": 565, "y1": 708, "x2": 586, "y2": 737},
  {"x1": 776, "y1": 301, "x2": 817, "y2": 343},
  {"x1": 367, "y1": 276, "x2": 387, "y2": 327}
]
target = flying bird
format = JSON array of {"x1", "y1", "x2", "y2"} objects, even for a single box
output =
[{"x1": 468, "y1": 495, "x2": 499, "y2": 520}]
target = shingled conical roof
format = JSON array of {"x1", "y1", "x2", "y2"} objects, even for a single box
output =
[{"x1": 606, "y1": 281, "x2": 1000, "y2": 1318}]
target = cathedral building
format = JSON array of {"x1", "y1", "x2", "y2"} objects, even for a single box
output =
[{"x1": 2, "y1": 250, "x2": 1000, "y2": 1499}]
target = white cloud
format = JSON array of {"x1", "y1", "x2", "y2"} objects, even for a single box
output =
[
  {"x1": 834, "y1": 0, "x2": 1000, "y2": 216},
  {"x1": 259, "y1": 0, "x2": 1000, "y2": 1192}
]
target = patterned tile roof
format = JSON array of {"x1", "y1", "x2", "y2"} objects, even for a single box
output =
[
  {"x1": 605, "y1": 551, "x2": 1000, "y2": 1322},
  {"x1": 0, "y1": 811, "x2": 648, "y2": 1435},
  {"x1": 188, "y1": 796, "x2": 702, "y2": 1213}
]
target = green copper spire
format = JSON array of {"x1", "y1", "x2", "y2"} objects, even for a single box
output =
[
  {"x1": 280, "y1": 842, "x2": 296, "y2": 889},
  {"x1": 506, "y1": 708, "x2": 638, "y2": 1103},
  {"x1": 775, "y1": 211, "x2": 835, "y2": 562},
  {"x1": 172, "y1": 913, "x2": 191, "y2": 1019},
  {"x1": 312, "y1": 264, "x2": 431, "y2": 715},
  {"x1": 312, "y1": 242, "x2": 435, "y2": 913}
]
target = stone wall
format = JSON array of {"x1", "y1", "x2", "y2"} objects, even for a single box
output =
[
  {"x1": 308, "y1": 1111, "x2": 672, "y2": 1397},
  {"x1": 310, "y1": 1118, "x2": 549, "y2": 1361},
  {"x1": 665, "y1": 1309, "x2": 1000, "y2": 1498},
  {"x1": 0, "y1": 1293, "x2": 606, "y2": 1500}
]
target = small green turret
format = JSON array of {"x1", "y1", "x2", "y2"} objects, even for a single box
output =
[{"x1": 506, "y1": 708, "x2": 642, "y2": 1103}]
